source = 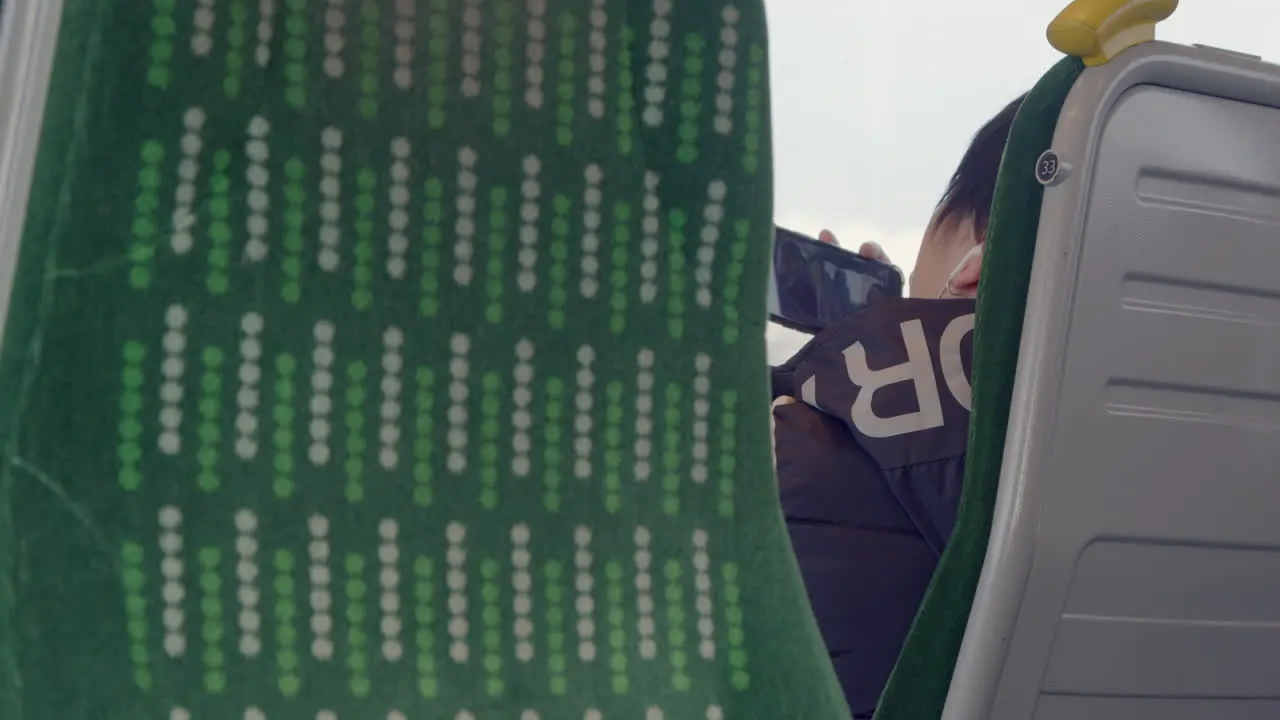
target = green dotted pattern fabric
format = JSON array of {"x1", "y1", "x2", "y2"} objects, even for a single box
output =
[{"x1": 0, "y1": 1, "x2": 849, "y2": 718}]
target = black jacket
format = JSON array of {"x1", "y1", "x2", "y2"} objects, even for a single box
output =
[{"x1": 771, "y1": 297, "x2": 976, "y2": 717}]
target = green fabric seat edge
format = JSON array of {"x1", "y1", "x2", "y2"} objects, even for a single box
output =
[
  {"x1": 872, "y1": 55, "x2": 1085, "y2": 720},
  {"x1": 0, "y1": 0, "x2": 104, "y2": 716}
]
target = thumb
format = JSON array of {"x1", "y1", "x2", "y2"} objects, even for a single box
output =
[{"x1": 817, "y1": 229, "x2": 839, "y2": 245}]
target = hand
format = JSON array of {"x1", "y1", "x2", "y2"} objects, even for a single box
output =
[{"x1": 817, "y1": 229, "x2": 893, "y2": 267}]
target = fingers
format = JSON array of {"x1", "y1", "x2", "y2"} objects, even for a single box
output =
[
  {"x1": 858, "y1": 241, "x2": 891, "y2": 265},
  {"x1": 817, "y1": 230, "x2": 895, "y2": 267}
]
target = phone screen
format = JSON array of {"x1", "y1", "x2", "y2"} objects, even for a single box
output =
[{"x1": 768, "y1": 226, "x2": 905, "y2": 334}]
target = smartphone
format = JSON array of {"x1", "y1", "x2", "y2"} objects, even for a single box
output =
[{"x1": 768, "y1": 226, "x2": 905, "y2": 334}]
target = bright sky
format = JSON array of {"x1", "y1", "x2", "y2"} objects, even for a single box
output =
[{"x1": 763, "y1": 0, "x2": 1280, "y2": 363}]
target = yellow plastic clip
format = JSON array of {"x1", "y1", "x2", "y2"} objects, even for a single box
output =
[{"x1": 1048, "y1": 0, "x2": 1179, "y2": 66}]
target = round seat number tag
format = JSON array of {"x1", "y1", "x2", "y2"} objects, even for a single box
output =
[{"x1": 1036, "y1": 150, "x2": 1062, "y2": 186}]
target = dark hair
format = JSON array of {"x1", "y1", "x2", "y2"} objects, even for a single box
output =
[{"x1": 932, "y1": 92, "x2": 1027, "y2": 240}]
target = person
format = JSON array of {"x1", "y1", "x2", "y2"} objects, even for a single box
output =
[{"x1": 771, "y1": 93, "x2": 1025, "y2": 718}]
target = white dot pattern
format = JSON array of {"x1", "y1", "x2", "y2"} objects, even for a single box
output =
[
  {"x1": 171, "y1": 107, "x2": 204, "y2": 255},
  {"x1": 447, "y1": 522, "x2": 470, "y2": 663},
  {"x1": 574, "y1": 346, "x2": 596, "y2": 479},
  {"x1": 191, "y1": 0, "x2": 216, "y2": 57},
  {"x1": 524, "y1": 0, "x2": 546, "y2": 108},
  {"x1": 255, "y1": 0, "x2": 275, "y2": 67},
  {"x1": 695, "y1": 180, "x2": 728, "y2": 308},
  {"x1": 447, "y1": 333, "x2": 471, "y2": 474},
  {"x1": 159, "y1": 505, "x2": 186, "y2": 658},
  {"x1": 235, "y1": 509, "x2": 262, "y2": 658},
  {"x1": 714, "y1": 6, "x2": 740, "y2": 135},
  {"x1": 380, "y1": 326, "x2": 404, "y2": 471},
  {"x1": 639, "y1": 171, "x2": 661, "y2": 304},
  {"x1": 453, "y1": 147, "x2": 477, "y2": 287},
  {"x1": 393, "y1": 0, "x2": 416, "y2": 89},
  {"x1": 517, "y1": 155, "x2": 540, "y2": 293},
  {"x1": 692, "y1": 353, "x2": 712, "y2": 484},
  {"x1": 318, "y1": 127, "x2": 343, "y2": 272},
  {"x1": 387, "y1": 137, "x2": 412, "y2": 279},
  {"x1": 511, "y1": 339, "x2": 535, "y2": 477},
  {"x1": 323, "y1": 0, "x2": 346, "y2": 79},
  {"x1": 586, "y1": 0, "x2": 609, "y2": 119},
  {"x1": 634, "y1": 526, "x2": 657, "y2": 659},
  {"x1": 89, "y1": 1, "x2": 771, "y2": 711},
  {"x1": 580, "y1": 164, "x2": 603, "y2": 299},
  {"x1": 511, "y1": 523, "x2": 535, "y2": 662},
  {"x1": 643, "y1": 0, "x2": 672, "y2": 127},
  {"x1": 693, "y1": 529, "x2": 716, "y2": 660},
  {"x1": 160, "y1": 703, "x2": 719, "y2": 719},
  {"x1": 574, "y1": 525, "x2": 597, "y2": 662},
  {"x1": 308, "y1": 514, "x2": 334, "y2": 661},
  {"x1": 158, "y1": 304, "x2": 187, "y2": 455},
  {"x1": 460, "y1": 0, "x2": 483, "y2": 98},
  {"x1": 308, "y1": 320, "x2": 336, "y2": 466},
  {"x1": 633, "y1": 349, "x2": 655, "y2": 481},
  {"x1": 379, "y1": 519, "x2": 404, "y2": 662},
  {"x1": 235, "y1": 312, "x2": 264, "y2": 460},
  {"x1": 244, "y1": 116, "x2": 271, "y2": 263}
]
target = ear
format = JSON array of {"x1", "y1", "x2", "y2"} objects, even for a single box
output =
[{"x1": 947, "y1": 243, "x2": 984, "y2": 298}]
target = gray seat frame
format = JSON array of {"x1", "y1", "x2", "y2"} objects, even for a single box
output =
[
  {"x1": 945, "y1": 41, "x2": 1280, "y2": 720},
  {"x1": 0, "y1": 0, "x2": 63, "y2": 339}
]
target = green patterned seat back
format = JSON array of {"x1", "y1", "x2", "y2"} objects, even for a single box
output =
[{"x1": 0, "y1": 1, "x2": 848, "y2": 718}]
